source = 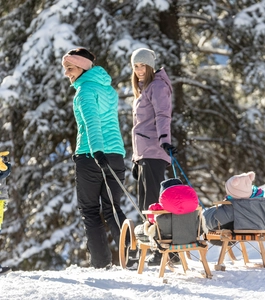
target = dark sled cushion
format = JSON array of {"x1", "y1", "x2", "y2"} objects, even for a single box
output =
[
  {"x1": 172, "y1": 211, "x2": 199, "y2": 244},
  {"x1": 156, "y1": 213, "x2": 172, "y2": 239},
  {"x1": 156, "y1": 211, "x2": 199, "y2": 244}
]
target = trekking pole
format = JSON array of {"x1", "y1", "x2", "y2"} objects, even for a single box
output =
[
  {"x1": 170, "y1": 151, "x2": 192, "y2": 186},
  {"x1": 170, "y1": 151, "x2": 178, "y2": 179},
  {"x1": 107, "y1": 164, "x2": 146, "y2": 222},
  {"x1": 170, "y1": 151, "x2": 205, "y2": 209}
]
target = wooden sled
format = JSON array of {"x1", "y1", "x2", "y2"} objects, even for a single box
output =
[
  {"x1": 119, "y1": 207, "x2": 212, "y2": 279},
  {"x1": 206, "y1": 200, "x2": 265, "y2": 270}
]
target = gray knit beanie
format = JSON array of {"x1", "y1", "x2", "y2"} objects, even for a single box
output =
[{"x1": 131, "y1": 48, "x2": 156, "y2": 69}]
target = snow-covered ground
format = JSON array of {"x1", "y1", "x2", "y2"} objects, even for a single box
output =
[{"x1": 1, "y1": 242, "x2": 265, "y2": 300}]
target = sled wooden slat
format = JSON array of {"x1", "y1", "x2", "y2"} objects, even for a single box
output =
[{"x1": 142, "y1": 210, "x2": 171, "y2": 214}]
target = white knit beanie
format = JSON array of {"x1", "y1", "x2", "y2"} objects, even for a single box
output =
[{"x1": 131, "y1": 48, "x2": 156, "y2": 69}]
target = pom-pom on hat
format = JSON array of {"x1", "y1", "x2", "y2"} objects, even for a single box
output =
[{"x1": 131, "y1": 48, "x2": 156, "y2": 69}]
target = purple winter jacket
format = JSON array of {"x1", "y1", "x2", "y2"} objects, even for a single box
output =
[{"x1": 132, "y1": 68, "x2": 172, "y2": 164}]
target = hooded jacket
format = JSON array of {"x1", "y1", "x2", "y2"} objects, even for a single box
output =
[
  {"x1": 132, "y1": 68, "x2": 172, "y2": 164},
  {"x1": 72, "y1": 66, "x2": 125, "y2": 157}
]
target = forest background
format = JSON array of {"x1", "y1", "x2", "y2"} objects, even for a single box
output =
[{"x1": 0, "y1": 0, "x2": 265, "y2": 271}]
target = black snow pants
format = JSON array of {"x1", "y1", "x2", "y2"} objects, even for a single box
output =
[{"x1": 73, "y1": 153, "x2": 127, "y2": 268}]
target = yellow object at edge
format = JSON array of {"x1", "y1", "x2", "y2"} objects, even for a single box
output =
[{"x1": 0, "y1": 199, "x2": 6, "y2": 226}]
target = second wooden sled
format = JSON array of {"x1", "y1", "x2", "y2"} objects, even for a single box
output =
[
  {"x1": 206, "y1": 199, "x2": 265, "y2": 270},
  {"x1": 119, "y1": 208, "x2": 213, "y2": 279}
]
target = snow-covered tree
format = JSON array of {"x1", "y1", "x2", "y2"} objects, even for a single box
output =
[
  {"x1": 0, "y1": 0, "x2": 265, "y2": 270},
  {"x1": 175, "y1": 0, "x2": 265, "y2": 200}
]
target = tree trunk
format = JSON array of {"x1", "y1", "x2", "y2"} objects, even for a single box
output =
[{"x1": 159, "y1": 1, "x2": 187, "y2": 179}]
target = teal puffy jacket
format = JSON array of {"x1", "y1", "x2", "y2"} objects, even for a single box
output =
[{"x1": 71, "y1": 66, "x2": 125, "y2": 157}]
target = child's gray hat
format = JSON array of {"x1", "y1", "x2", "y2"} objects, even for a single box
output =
[{"x1": 131, "y1": 48, "x2": 156, "y2": 69}]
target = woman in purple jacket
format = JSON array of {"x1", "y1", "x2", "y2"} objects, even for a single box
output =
[{"x1": 130, "y1": 48, "x2": 177, "y2": 266}]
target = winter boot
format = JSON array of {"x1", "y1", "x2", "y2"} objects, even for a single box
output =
[
  {"x1": 126, "y1": 248, "x2": 139, "y2": 269},
  {"x1": 169, "y1": 253, "x2": 181, "y2": 265},
  {"x1": 147, "y1": 250, "x2": 162, "y2": 266},
  {"x1": 86, "y1": 226, "x2": 112, "y2": 269},
  {"x1": 0, "y1": 266, "x2": 11, "y2": 275},
  {"x1": 147, "y1": 251, "x2": 181, "y2": 266}
]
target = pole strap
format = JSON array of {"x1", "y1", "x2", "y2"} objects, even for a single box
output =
[{"x1": 101, "y1": 169, "x2": 121, "y2": 229}]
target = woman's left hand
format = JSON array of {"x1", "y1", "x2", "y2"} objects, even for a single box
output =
[{"x1": 161, "y1": 143, "x2": 177, "y2": 156}]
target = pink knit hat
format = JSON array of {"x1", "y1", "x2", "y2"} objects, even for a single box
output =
[{"x1": 225, "y1": 171, "x2": 255, "y2": 199}]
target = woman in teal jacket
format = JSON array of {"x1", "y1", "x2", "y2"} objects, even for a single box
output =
[{"x1": 62, "y1": 48, "x2": 127, "y2": 269}]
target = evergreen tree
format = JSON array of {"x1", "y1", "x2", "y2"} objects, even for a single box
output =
[
  {"x1": 175, "y1": 0, "x2": 265, "y2": 201},
  {"x1": 0, "y1": 0, "x2": 265, "y2": 270}
]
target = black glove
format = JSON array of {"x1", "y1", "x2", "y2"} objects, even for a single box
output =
[
  {"x1": 161, "y1": 143, "x2": 177, "y2": 156},
  {"x1": 132, "y1": 163, "x2": 138, "y2": 180},
  {"x1": 93, "y1": 151, "x2": 109, "y2": 172}
]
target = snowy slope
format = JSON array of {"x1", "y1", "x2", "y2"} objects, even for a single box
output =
[{"x1": 1, "y1": 243, "x2": 265, "y2": 300}]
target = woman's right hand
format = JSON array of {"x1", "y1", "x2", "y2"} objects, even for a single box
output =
[{"x1": 93, "y1": 151, "x2": 109, "y2": 172}]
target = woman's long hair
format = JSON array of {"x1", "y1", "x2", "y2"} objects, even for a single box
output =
[{"x1": 131, "y1": 65, "x2": 155, "y2": 98}]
